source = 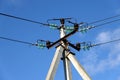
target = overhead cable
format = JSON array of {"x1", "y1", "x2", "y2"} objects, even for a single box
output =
[
  {"x1": 0, "y1": 36, "x2": 36, "y2": 46},
  {"x1": 81, "y1": 38, "x2": 120, "y2": 51},
  {"x1": 93, "y1": 18, "x2": 120, "y2": 28},
  {"x1": 77, "y1": 18, "x2": 120, "y2": 33},
  {"x1": 92, "y1": 38, "x2": 120, "y2": 47},
  {"x1": 88, "y1": 14, "x2": 120, "y2": 24},
  {"x1": 0, "y1": 12, "x2": 49, "y2": 26}
]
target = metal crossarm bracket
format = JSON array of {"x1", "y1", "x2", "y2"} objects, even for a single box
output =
[
  {"x1": 67, "y1": 41, "x2": 81, "y2": 51},
  {"x1": 46, "y1": 24, "x2": 79, "y2": 49},
  {"x1": 55, "y1": 40, "x2": 81, "y2": 51}
]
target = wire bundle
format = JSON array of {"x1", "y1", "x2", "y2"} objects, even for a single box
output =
[{"x1": 0, "y1": 12, "x2": 120, "y2": 50}]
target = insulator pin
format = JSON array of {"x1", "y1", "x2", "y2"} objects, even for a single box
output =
[{"x1": 49, "y1": 24, "x2": 58, "y2": 30}]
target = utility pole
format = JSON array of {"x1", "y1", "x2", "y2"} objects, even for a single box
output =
[
  {"x1": 46, "y1": 18, "x2": 91, "y2": 80},
  {"x1": 60, "y1": 19, "x2": 72, "y2": 80}
]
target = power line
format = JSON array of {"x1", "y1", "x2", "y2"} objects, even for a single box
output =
[
  {"x1": 81, "y1": 38, "x2": 120, "y2": 51},
  {"x1": 78, "y1": 18, "x2": 120, "y2": 33},
  {"x1": 88, "y1": 14, "x2": 120, "y2": 24},
  {"x1": 1, "y1": 12, "x2": 120, "y2": 49},
  {"x1": 1, "y1": 12, "x2": 120, "y2": 32},
  {"x1": 0, "y1": 36, "x2": 36, "y2": 46},
  {"x1": 93, "y1": 18, "x2": 120, "y2": 28},
  {"x1": 0, "y1": 12, "x2": 49, "y2": 26},
  {"x1": 66, "y1": 14, "x2": 120, "y2": 33},
  {"x1": 93, "y1": 38, "x2": 120, "y2": 47}
]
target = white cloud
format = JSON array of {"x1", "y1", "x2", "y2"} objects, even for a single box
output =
[
  {"x1": 96, "y1": 28, "x2": 120, "y2": 43},
  {"x1": 82, "y1": 28, "x2": 120, "y2": 75},
  {"x1": 96, "y1": 31, "x2": 111, "y2": 43},
  {"x1": 108, "y1": 43, "x2": 120, "y2": 68}
]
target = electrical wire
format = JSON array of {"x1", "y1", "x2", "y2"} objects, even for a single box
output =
[
  {"x1": 1, "y1": 13, "x2": 120, "y2": 48},
  {"x1": 78, "y1": 18, "x2": 120, "y2": 32},
  {"x1": 0, "y1": 36, "x2": 36, "y2": 46},
  {"x1": 1, "y1": 12, "x2": 120, "y2": 27},
  {"x1": 0, "y1": 12, "x2": 49, "y2": 26},
  {"x1": 67, "y1": 15, "x2": 120, "y2": 32},
  {"x1": 92, "y1": 38, "x2": 120, "y2": 47},
  {"x1": 88, "y1": 14, "x2": 120, "y2": 24},
  {"x1": 94, "y1": 18, "x2": 120, "y2": 27},
  {"x1": 1, "y1": 12, "x2": 120, "y2": 31}
]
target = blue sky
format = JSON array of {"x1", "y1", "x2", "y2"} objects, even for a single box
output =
[{"x1": 0, "y1": 0, "x2": 120, "y2": 80}]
